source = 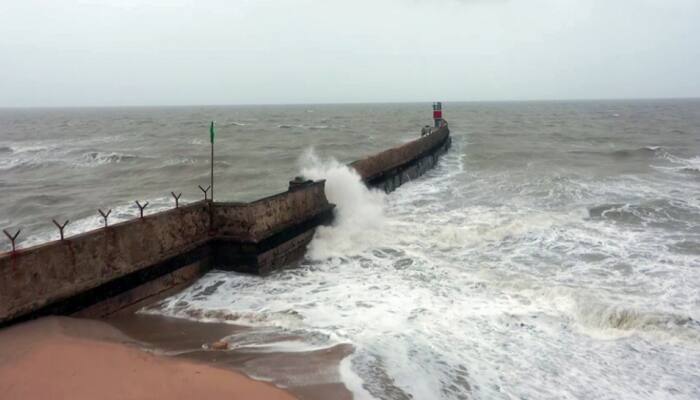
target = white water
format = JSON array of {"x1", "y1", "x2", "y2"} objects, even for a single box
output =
[
  {"x1": 145, "y1": 141, "x2": 700, "y2": 399},
  {"x1": 299, "y1": 149, "x2": 387, "y2": 260}
]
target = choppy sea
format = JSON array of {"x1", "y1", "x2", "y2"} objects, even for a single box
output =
[{"x1": 1, "y1": 100, "x2": 699, "y2": 399}]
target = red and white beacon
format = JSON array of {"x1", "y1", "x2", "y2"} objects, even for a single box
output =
[{"x1": 432, "y1": 102, "x2": 444, "y2": 128}]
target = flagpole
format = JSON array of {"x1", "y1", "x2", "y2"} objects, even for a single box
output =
[{"x1": 210, "y1": 121, "x2": 215, "y2": 203}]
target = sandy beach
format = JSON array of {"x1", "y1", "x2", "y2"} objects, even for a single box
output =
[{"x1": 0, "y1": 317, "x2": 297, "y2": 400}]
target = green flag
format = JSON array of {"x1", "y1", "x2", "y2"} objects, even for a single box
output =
[{"x1": 210, "y1": 121, "x2": 216, "y2": 144}]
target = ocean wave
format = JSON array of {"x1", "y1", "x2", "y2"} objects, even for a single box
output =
[
  {"x1": 587, "y1": 199, "x2": 695, "y2": 227},
  {"x1": 571, "y1": 301, "x2": 700, "y2": 343},
  {"x1": 0, "y1": 145, "x2": 57, "y2": 170},
  {"x1": 217, "y1": 327, "x2": 337, "y2": 353},
  {"x1": 223, "y1": 121, "x2": 247, "y2": 127},
  {"x1": 679, "y1": 167, "x2": 700, "y2": 174},
  {"x1": 141, "y1": 304, "x2": 306, "y2": 329},
  {"x1": 277, "y1": 124, "x2": 331, "y2": 130},
  {"x1": 75, "y1": 151, "x2": 139, "y2": 167},
  {"x1": 610, "y1": 147, "x2": 659, "y2": 158},
  {"x1": 0, "y1": 146, "x2": 13, "y2": 154},
  {"x1": 162, "y1": 157, "x2": 196, "y2": 167},
  {"x1": 658, "y1": 153, "x2": 700, "y2": 174},
  {"x1": 299, "y1": 149, "x2": 386, "y2": 260},
  {"x1": 6, "y1": 144, "x2": 54, "y2": 154},
  {"x1": 569, "y1": 146, "x2": 662, "y2": 160}
]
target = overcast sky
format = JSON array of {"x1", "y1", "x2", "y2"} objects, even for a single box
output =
[{"x1": 1, "y1": 0, "x2": 699, "y2": 107}]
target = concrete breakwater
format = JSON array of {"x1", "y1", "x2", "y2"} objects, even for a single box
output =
[{"x1": 0, "y1": 124, "x2": 450, "y2": 326}]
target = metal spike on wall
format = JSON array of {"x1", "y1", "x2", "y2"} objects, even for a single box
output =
[
  {"x1": 2, "y1": 229, "x2": 21, "y2": 253},
  {"x1": 171, "y1": 192, "x2": 182, "y2": 208},
  {"x1": 98, "y1": 209, "x2": 112, "y2": 228},
  {"x1": 198, "y1": 185, "x2": 211, "y2": 201},
  {"x1": 52, "y1": 219, "x2": 70, "y2": 241},
  {"x1": 135, "y1": 201, "x2": 149, "y2": 219}
]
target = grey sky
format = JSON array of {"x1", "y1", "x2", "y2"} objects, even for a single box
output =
[{"x1": 1, "y1": 0, "x2": 699, "y2": 107}]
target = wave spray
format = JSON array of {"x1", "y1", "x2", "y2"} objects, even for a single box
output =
[{"x1": 299, "y1": 149, "x2": 386, "y2": 260}]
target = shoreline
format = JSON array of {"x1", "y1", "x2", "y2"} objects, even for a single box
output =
[
  {"x1": 0, "y1": 316, "x2": 299, "y2": 400},
  {"x1": 106, "y1": 312, "x2": 355, "y2": 400}
]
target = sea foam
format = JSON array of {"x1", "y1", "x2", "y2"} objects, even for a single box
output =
[{"x1": 299, "y1": 149, "x2": 386, "y2": 260}]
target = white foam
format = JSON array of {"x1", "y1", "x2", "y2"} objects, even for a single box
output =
[
  {"x1": 299, "y1": 149, "x2": 387, "y2": 260},
  {"x1": 147, "y1": 141, "x2": 700, "y2": 400}
]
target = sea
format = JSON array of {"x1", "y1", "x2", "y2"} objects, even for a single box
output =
[{"x1": 1, "y1": 100, "x2": 699, "y2": 399}]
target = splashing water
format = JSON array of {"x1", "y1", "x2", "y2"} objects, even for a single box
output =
[
  {"x1": 147, "y1": 136, "x2": 700, "y2": 399},
  {"x1": 6, "y1": 101, "x2": 698, "y2": 399},
  {"x1": 299, "y1": 149, "x2": 387, "y2": 260}
]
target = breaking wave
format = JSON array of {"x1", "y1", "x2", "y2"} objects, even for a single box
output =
[
  {"x1": 298, "y1": 149, "x2": 386, "y2": 260},
  {"x1": 565, "y1": 298, "x2": 700, "y2": 343},
  {"x1": 278, "y1": 124, "x2": 331, "y2": 130},
  {"x1": 0, "y1": 145, "x2": 141, "y2": 170},
  {"x1": 223, "y1": 121, "x2": 248, "y2": 127},
  {"x1": 587, "y1": 199, "x2": 696, "y2": 228},
  {"x1": 76, "y1": 151, "x2": 139, "y2": 167}
]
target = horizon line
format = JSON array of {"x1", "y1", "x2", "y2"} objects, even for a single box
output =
[{"x1": 1, "y1": 96, "x2": 699, "y2": 110}]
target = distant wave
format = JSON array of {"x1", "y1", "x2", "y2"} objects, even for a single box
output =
[
  {"x1": 664, "y1": 154, "x2": 700, "y2": 170},
  {"x1": 224, "y1": 121, "x2": 247, "y2": 127},
  {"x1": 569, "y1": 146, "x2": 662, "y2": 159},
  {"x1": 6, "y1": 144, "x2": 53, "y2": 154},
  {"x1": 569, "y1": 147, "x2": 700, "y2": 177},
  {"x1": 587, "y1": 199, "x2": 695, "y2": 227},
  {"x1": 611, "y1": 147, "x2": 659, "y2": 158},
  {"x1": 162, "y1": 157, "x2": 196, "y2": 167},
  {"x1": 1, "y1": 147, "x2": 157, "y2": 170},
  {"x1": 0, "y1": 145, "x2": 56, "y2": 170},
  {"x1": 278, "y1": 124, "x2": 331, "y2": 130},
  {"x1": 75, "y1": 151, "x2": 139, "y2": 167}
]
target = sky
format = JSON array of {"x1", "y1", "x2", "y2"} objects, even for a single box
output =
[{"x1": 1, "y1": 0, "x2": 699, "y2": 107}]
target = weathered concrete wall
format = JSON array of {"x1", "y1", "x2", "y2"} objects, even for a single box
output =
[
  {"x1": 211, "y1": 180, "x2": 334, "y2": 274},
  {"x1": 212, "y1": 180, "x2": 332, "y2": 242},
  {"x1": 74, "y1": 259, "x2": 209, "y2": 318},
  {"x1": 350, "y1": 125, "x2": 450, "y2": 189},
  {"x1": 0, "y1": 182, "x2": 334, "y2": 325},
  {"x1": 0, "y1": 202, "x2": 211, "y2": 326}
]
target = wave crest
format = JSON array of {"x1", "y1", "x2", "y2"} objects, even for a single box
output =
[{"x1": 572, "y1": 302, "x2": 700, "y2": 343}]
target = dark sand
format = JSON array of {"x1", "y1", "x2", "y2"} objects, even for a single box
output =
[
  {"x1": 0, "y1": 317, "x2": 297, "y2": 400},
  {"x1": 107, "y1": 313, "x2": 355, "y2": 400}
]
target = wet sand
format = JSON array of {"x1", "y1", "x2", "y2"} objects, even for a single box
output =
[
  {"x1": 107, "y1": 313, "x2": 354, "y2": 400},
  {"x1": 0, "y1": 317, "x2": 296, "y2": 400}
]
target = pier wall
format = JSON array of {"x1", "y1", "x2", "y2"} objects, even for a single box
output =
[
  {"x1": 0, "y1": 127, "x2": 450, "y2": 326},
  {"x1": 0, "y1": 202, "x2": 211, "y2": 326},
  {"x1": 211, "y1": 180, "x2": 334, "y2": 274},
  {"x1": 350, "y1": 125, "x2": 451, "y2": 192}
]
